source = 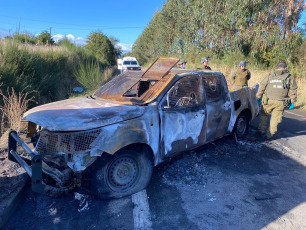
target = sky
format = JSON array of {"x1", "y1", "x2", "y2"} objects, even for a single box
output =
[
  {"x1": 0, "y1": 0, "x2": 165, "y2": 52},
  {"x1": 0, "y1": 1, "x2": 305, "y2": 53}
]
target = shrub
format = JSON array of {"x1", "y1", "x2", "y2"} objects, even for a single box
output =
[
  {"x1": 12, "y1": 33, "x2": 36, "y2": 44},
  {"x1": 74, "y1": 61, "x2": 104, "y2": 90}
]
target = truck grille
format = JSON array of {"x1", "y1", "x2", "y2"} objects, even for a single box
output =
[
  {"x1": 127, "y1": 67, "x2": 140, "y2": 70},
  {"x1": 35, "y1": 128, "x2": 102, "y2": 154}
]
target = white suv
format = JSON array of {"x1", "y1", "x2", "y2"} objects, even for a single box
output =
[{"x1": 118, "y1": 56, "x2": 141, "y2": 72}]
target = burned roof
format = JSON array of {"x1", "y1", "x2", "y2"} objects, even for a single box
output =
[
  {"x1": 93, "y1": 57, "x2": 179, "y2": 105},
  {"x1": 93, "y1": 57, "x2": 223, "y2": 105}
]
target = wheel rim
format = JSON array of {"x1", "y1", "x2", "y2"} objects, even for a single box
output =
[
  {"x1": 107, "y1": 156, "x2": 138, "y2": 191},
  {"x1": 237, "y1": 116, "x2": 246, "y2": 135}
]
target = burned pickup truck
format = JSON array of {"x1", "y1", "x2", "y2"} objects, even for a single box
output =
[{"x1": 9, "y1": 57, "x2": 259, "y2": 199}]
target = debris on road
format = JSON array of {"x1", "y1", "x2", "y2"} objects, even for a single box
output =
[
  {"x1": 255, "y1": 196, "x2": 278, "y2": 201},
  {"x1": 74, "y1": 192, "x2": 89, "y2": 213}
]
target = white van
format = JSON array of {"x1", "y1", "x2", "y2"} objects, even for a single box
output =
[{"x1": 117, "y1": 56, "x2": 141, "y2": 72}]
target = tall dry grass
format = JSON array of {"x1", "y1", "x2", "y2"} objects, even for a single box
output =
[
  {"x1": 295, "y1": 78, "x2": 306, "y2": 110},
  {"x1": 0, "y1": 40, "x2": 69, "y2": 53},
  {"x1": 0, "y1": 87, "x2": 36, "y2": 134}
]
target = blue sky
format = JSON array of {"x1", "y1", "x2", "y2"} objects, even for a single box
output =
[
  {"x1": 0, "y1": 0, "x2": 165, "y2": 52},
  {"x1": 0, "y1": 1, "x2": 305, "y2": 53}
]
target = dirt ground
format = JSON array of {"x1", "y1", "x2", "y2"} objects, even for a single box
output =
[
  {"x1": 0, "y1": 133, "x2": 29, "y2": 228},
  {"x1": 0, "y1": 137, "x2": 27, "y2": 204},
  {"x1": 2, "y1": 110, "x2": 306, "y2": 230}
]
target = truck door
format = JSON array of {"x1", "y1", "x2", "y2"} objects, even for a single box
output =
[
  {"x1": 202, "y1": 74, "x2": 231, "y2": 142},
  {"x1": 159, "y1": 75, "x2": 207, "y2": 158}
]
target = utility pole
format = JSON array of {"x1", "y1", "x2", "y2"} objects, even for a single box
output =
[{"x1": 49, "y1": 27, "x2": 52, "y2": 45}]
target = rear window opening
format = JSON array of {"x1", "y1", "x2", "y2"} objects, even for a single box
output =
[{"x1": 123, "y1": 80, "x2": 158, "y2": 97}]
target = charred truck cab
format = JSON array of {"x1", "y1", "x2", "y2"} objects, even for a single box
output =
[{"x1": 8, "y1": 57, "x2": 259, "y2": 199}]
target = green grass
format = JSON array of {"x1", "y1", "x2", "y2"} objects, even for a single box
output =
[{"x1": 0, "y1": 39, "x2": 116, "y2": 133}]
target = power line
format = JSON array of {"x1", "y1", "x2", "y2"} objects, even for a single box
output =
[
  {"x1": 0, "y1": 27, "x2": 11, "y2": 32},
  {"x1": 0, "y1": 14, "x2": 146, "y2": 29},
  {"x1": 50, "y1": 26, "x2": 144, "y2": 30}
]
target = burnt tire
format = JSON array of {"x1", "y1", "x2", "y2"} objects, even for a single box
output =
[
  {"x1": 93, "y1": 149, "x2": 153, "y2": 200},
  {"x1": 233, "y1": 112, "x2": 249, "y2": 138}
]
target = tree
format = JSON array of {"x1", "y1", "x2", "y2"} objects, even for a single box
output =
[
  {"x1": 37, "y1": 30, "x2": 54, "y2": 45},
  {"x1": 85, "y1": 31, "x2": 117, "y2": 66},
  {"x1": 109, "y1": 36, "x2": 122, "y2": 58},
  {"x1": 132, "y1": 0, "x2": 305, "y2": 66}
]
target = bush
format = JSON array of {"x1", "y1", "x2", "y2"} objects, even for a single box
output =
[
  {"x1": 12, "y1": 33, "x2": 36, "y2": 44},
  {"x1": 74, "y1": 61, "x2": 103, "y2": 90}
]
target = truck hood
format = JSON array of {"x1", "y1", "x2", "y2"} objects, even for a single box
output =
[{"x1": 23, "y1": 97, "x2": 146, "y2": 131}]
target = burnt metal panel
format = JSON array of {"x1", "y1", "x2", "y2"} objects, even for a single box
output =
[
  {"x1": 90, "y1": 105, "x2": 160, "y2": 164},
  {"x1": 139, "y1": 72, "x2": 175, "y2": 103},
  {"x1": 202, "y1": 74, "x2": 231, "y2": 142},
  {"x1": 159, "y1": 106, "x2": 206, "y2": 157},
  {"x1": 227, "y1": 86, "x2": 259, "y2": 133},
  {"x1": 93, "y1": 71, "x2": 143, "y2": 100},
  {"x1": 141, "y1": 57, "x2": 180, "y2": 81},
  {"x1": 23, "y1": 97, "x2": 146, "y2": 131},
  {"x1": 158, "y1": 75, "x2": 207, "y2": 158},
  {"x1": 92, "y1": 60, "x2": 178, "y2": 105}
]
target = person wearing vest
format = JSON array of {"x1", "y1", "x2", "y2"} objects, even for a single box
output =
[
  {"x1": 231, "y1": 61, "x2": 251, "y2": 91},
  {"x1": 256, "y1": 62, "x2": 298, "y2": 140},
  {"x1": 200, "y1": 57, "x2": 211, "y2": 70}
]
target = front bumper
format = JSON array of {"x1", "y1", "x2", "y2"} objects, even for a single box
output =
[{"x1": 8, "y1": 130, "x2": 75, "y2": 197}]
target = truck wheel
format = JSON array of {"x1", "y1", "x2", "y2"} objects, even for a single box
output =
[
  {"x1": 93, "y1": 149, "x2": 153, "y2": 200},
  {"x1": 233, "y1": 112, "x2": 249, "y2": 138}
]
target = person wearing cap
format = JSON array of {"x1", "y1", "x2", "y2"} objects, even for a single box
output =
[
  {"x1": 178, "y1": 59, "x2": 187, "y2": 69},
  {"x1": 231, "y1": 61, "x2": 251, "y2": 91},
  {"x1": 200, "y1": 57, "x2": 211, "y2": 70},
  {"x1": 256, "y1": 61, "x2": 298, "y2": 140}
]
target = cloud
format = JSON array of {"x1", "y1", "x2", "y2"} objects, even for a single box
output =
[
  {"x1": 66, "y1": 34, "x2": 75, "y2": 40},
  {"x1": 52, "y1": 34, "x2": 86, "y2": 46},
  {"x1": 117, "y1": 43, "x2": 132, "y2": 53},
  {"x1": 75, "y1": 37, "x2": 86, "y2": 46},
  {"x1": 51, "y1": 34, "x2": 132, "y2": 50},
  {"x1": 52, "y1": 34, "x2": 64, "y2": 42}
]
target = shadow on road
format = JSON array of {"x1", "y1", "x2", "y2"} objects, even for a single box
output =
[{"x1": 147, "y1": 118, "x2": 306, "y2": 229}]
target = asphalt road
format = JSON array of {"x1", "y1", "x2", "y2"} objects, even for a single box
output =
[{"x1": 4, "y1": 109, "x2": 306, "y2": 230}]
